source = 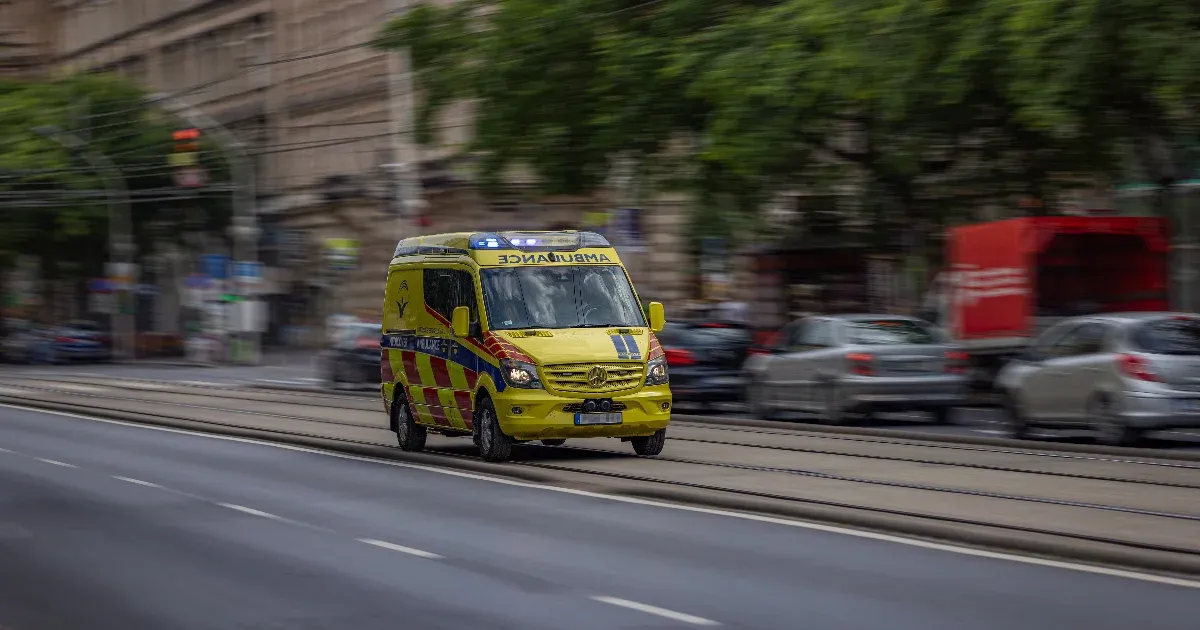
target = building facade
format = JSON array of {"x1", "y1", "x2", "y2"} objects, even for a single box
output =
[{"x1": 17, "y1": 0, "x2": 696, "y2": 345}]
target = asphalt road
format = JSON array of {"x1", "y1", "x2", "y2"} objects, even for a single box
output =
[{"x1": 2, "y1": 406, "x2": 1198, "y2": 629}]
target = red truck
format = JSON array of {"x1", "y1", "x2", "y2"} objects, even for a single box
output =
[{"x1": 931, "y1": 216, "x2": 1171, "y2": 389}]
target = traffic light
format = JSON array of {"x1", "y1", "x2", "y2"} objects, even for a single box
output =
[{"x1": 169, "y1": 128, "x2": 199, "y2": 167}]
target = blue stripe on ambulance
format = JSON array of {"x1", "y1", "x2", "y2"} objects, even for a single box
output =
[
  {"x1": 610, "y1": 334, "x2": 630, "y2": 359},
  {"x1": 622, "y1": 334, "x2": 641, "y2": 360}
]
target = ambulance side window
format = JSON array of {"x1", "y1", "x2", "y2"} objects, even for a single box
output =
[{"x1": 423, "y1": 269, "x2": 477, "y2": 324}]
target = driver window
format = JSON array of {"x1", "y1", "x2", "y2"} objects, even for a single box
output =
[{"x1": 1046, "y1": 326, "x2": 1088, "y2": 359}]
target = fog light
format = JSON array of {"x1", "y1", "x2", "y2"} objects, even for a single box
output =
[
  {"x1": 511, "y1": 407, "x2": 523, "y2": 415},
  {"x1": 583, "y1": 400, "x2": 597, "y2": 413},
  {"x1": 600, "y1": 399, "x2": 612, "y2": 412},
  {"x1": 661, "y1": 402, "x2": 670, "y2": 411}
]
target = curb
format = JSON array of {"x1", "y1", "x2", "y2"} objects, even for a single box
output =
[
  {"x1": 2, "y1": 395, "x2": 1198, "y2": 578},
  {"x1": 678, "y1": 415, "x2": 1200, "y2": 463}
]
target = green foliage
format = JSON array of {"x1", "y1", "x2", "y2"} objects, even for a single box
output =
[
  {"x1": 0, "y1": 72, "x2": 231, "y2": 281},
  {"x1": 381, "y1": 0, "x2": 1200, "y2": 235}
]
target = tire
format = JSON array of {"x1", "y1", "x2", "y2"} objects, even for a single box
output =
[
  {"x1": 476, "y1": 396, "x2": 514, "y2": 462},
  {"x1": 393, "y1": 392, "x2": 427, "y2": 452},
  {"x1": 631, "y1": 429, "x2": 666, "y2": 456},
  {"x1": 540, "y1": 439, "x2": 566, "y2": 446},
  {"x1": 929, "y1": 406, "x2": 953, "y2": 425},
  {"x1": 748, "y1": 378, "x2": 781, "y2": 421},
  {"x1": 1003, "y1": 392, "x2": 1031, "y2": 440},
  {"x1": 819, "y1": 384, "x2": 845, "y2": 426},
  {"x1": 1091, "y1": 396, "x2": 1140, "y2": 447}
]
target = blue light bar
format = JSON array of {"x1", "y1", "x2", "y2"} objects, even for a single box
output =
[{"x1": 467, "y1": 231, "x2": 611, "y2": 251}]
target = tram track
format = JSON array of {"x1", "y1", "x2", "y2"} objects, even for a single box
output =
[
  {"x1": 2, "y1": 381, "x2": 1200, "y2": 526},
  {"x1": 4, "y1": 380, "x2": 1200, "y2": 490},
  {"x1": 2, "y1": 387, "x2": 1199, "y2": 563},
  {"x1": 12, "y1": 374, "x2": 1200, "y2": 468}
]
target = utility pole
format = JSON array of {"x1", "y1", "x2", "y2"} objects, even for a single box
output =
[
  {"x1": 155, "y1": 93, "x2": 261, "y2": 365},
  {"x1": 385, "y1": 0, "x2": 424, "y2": 242},
  {"x1": 33, "y1": 125, "x2": 135, "y2": 362}
]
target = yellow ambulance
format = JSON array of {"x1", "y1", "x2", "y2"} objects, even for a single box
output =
[{"x1": 380, "y1": 230, "x2": 671, "y2": 462}]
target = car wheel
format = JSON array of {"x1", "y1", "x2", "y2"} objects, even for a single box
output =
[
  {"x1": 929, "y1": 406, "x2": 953, "y2": 425},
  {"x1": 393, "y1": 392, "x2": 427, "y2": 452},
  {"x1": 1003, "y1": 392, "x2": 1031, "y2": 440},
  {"x1": 476, "y1": 396, "x2": 513, "y2": 462},
  {"x1": 820, "y1": 384, "x2": 846, "y2": 426},
  {"x1": 540, "y1": 439, "x2": 566, "y2": 446},
  {"x1": 631, "y1": 429, "x2": 666, "y2": 456},
  {"x1": 1091, "y1": 396, "x2": 1140, "y2": 447},
  {"x1": 748, "y1": 378, "x2": 781, "y2": 421}
]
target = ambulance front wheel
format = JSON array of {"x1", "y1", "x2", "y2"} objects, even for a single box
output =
[
  {"x1": 476, "y1": 396, "x2": 514, "y2": 462},
  {"x1": 631, "y1": 429, "x2": 666, "y2": 457},
  {"x1": 393, "y1": 395, "x2": 427, "y2": 452}
]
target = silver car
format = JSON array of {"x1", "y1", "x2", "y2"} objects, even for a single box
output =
[
  {"x1": 745, "y1": 314, "x2": 969, "y2": 424},
  {"x1": 997, "y1": 312, "x2": 1200, "y2": 446}
]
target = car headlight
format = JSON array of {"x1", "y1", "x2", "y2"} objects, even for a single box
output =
[
  {"x1": 645, "y1": 355, "x2": 669, "y2": 386},
  {"x1": 501, "y1": 358, "x2": 542, "y2": 389}
]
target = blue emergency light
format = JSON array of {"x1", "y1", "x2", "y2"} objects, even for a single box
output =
[{"x1": 468, "y1": 231, "x2": 610, "y2": 252}]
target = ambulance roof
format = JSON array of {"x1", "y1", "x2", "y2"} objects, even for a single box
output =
[{"x1": 393, "y1": 230, "x2": 613, "y2": 260}]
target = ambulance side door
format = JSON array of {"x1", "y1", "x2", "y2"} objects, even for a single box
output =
[{"x1": 420, "y1": 265, "x2": 480, "y2": 431}]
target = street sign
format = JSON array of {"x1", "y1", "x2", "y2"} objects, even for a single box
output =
[
  {"x1": 324, "y1": 238, "x2": 359, "y2": 271},
  {"x1": 200, "y1": 254, "x2": 229, "y2": 280}
]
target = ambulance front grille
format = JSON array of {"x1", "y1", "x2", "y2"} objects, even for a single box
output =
[{"x1": 542, "y1": 363, "x2": 645, "y2": 393}]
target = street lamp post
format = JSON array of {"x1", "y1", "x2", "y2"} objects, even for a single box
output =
[{"x1": 33, "y1": 125, "x2": 136, "y2": 362}]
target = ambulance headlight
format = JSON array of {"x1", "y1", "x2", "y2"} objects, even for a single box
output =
[
  {"x1": 645, "y1": 355, "x2": 669, "y2": 386},
  {"x1": 501, "y1": 359, "x2": 542, "y2": 389}
]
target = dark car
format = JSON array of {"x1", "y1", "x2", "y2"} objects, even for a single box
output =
[
  {"x1": 321, "y1": 321, "x2": 382, "y2": 387},
  {"x1": 48, "y1": 320, "x2": 111, "y2": 363},
  {"x1": 656, "y1": 321, "x2": 755, "y2": 410}
]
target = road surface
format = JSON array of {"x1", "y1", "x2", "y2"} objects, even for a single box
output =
[{"x1": 1, "y1": 405, "x2": 1196, "y2": 629}]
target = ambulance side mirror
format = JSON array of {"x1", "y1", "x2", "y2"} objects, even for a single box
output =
[
  {"x1": 648, "y1": 302, "x2": 665, "y2": 333},
  {"x1": 451, "y1": 306, "x2": 471, "y2": 338}
]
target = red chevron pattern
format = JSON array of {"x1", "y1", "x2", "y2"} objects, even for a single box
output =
[
  {"x1": 483, "y1": 331, "x2": 534, "y2": 363},
  {"x1": 381, "y1": 350, "x2": 395, "y2": 382},
  {"x1": 647, "y1": 332, "x2": 664, "y2": 360}
]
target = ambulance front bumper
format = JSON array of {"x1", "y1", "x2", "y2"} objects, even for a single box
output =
[{"x1": 495, "y1": 385, "x2": 672, "y2": 440}]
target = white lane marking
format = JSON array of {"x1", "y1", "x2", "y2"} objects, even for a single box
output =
[
  {"x1": 120, "y1": 382, "x2": 169, "y2": 389},
  {"x1": 0, "y1": 447, "x2": 14, "y2": 453},
  {"x1": 6, "y1": 403, "x2": 1200, "y2": 590},
  {"x1": 112, "y1": 476, "x2": 162, "y2": 488},
  {"x1": 55, "y1": 384, "x2": 105, "y2": 393},
  {"x1": 359, "y1": 538, "x2": 444, "y2": 559},
  {"x1": 0, "y1": 386, "x2": 31, "y2": 395},
  {"x1": 256, "y1": 379, "x2": 309, "y2": 386},
  {"x1": 217, "y1": 503, "x2": 290, "y2": 521},
  {"x1": 34, "y1": 457, "x2": 76, "y2": 468},
  {"x1": 590, "y1": 596, "x2": 719, "y2": 626},
  {"x1": 182, "y1": 381, "x2": 231, "y2": 388}
]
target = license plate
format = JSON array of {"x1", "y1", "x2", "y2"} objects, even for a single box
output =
[{"x1": 574, "y1": 412, "x2": 622, "y2": 426}]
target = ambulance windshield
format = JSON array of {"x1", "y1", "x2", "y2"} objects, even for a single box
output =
[{"x1": 481, "y1": 265, "x2": 646, "y2": 330}]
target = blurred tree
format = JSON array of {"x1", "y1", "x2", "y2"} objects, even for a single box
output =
[
  {"x1": 381, "y1": 0, "x2": 1188, "y2": 238},
  {"x1": 0, "y1": 73, "x2": 231, "y2": 289},
  {"x1": 997, "y1": 0, "x2": 1200, "y2": 213}
]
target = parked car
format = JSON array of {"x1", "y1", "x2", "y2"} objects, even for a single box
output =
[
  {"x1": 744, "y1": 314, "x2": 969, "y2": 424},
  {"x1": 320, "y1": 321, "x2": 382, "y2": 387},
  {"x1": 655, "y1": 321, "x2": 754, "y2": 410},
  {"x1": 47, "y1": 320, "x2": 111, "y2": 363},
  {"x1": 2, "y1": 319, "x2": 45, "y2": 363},
  {"x1": 996, "y1": 312, "x2": 1200, "y2": 446}
]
